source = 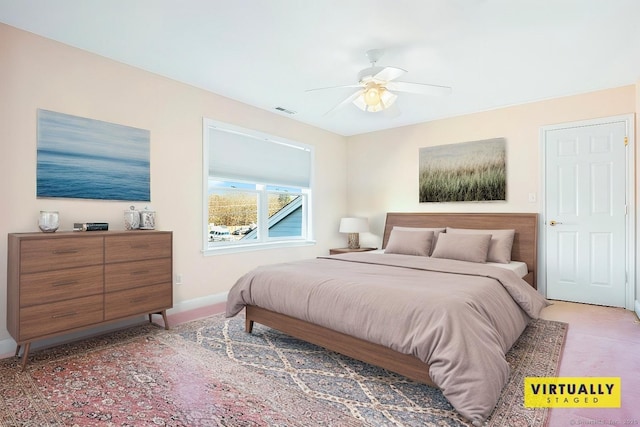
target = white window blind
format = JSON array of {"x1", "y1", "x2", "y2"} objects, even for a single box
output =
[{"x1": 208, "y1": 124, "x2": 311, "y2": 188}]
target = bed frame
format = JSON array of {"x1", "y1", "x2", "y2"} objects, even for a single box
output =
[{"x1": 245, "y1": 212, "x2": 539, "y2": 386}]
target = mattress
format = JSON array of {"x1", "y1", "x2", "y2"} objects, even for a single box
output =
[{"x1": 372, "y1": 249, "x2": 529, "y2": 278}]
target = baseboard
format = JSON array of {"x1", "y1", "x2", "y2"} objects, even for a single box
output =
[
  {"x1": 168, "y1": 291, "x2": 228, "y2": 315},
  {"x1": 635, "y1": 300, "x2": 640, "y2": 320},
  {"x1": 0, "y1": 337, "x2": 17, "y2": 358},
  {"x1": 0, "y1": 291, "x2": 229, "y2": 360}
]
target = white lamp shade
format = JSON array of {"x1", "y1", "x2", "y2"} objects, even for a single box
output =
[{"x1": 339, "y1": 217, "x2": 369, "y2": 233}]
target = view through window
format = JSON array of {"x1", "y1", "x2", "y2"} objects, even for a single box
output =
[{"x1": 203, "y1": 119, "x2": 313, "y2": 252}]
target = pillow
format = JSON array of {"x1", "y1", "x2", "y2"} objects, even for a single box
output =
[
  {"x1": 391, "y1": 226, "x2": 445, "y2": 255},
  {"x1": 430, "y1": 232, "x2": 492, "y2": 263},
  {"x1": 446, "y1": 227, "x2": 515, "y2": 264},
  {"x1": 385, "y1": 229, "x2": 434, "y2": 257}
]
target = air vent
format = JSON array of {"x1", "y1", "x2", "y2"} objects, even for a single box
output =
[{"x1": 275, "y1": 106, "x2": 296, "y2": 115}]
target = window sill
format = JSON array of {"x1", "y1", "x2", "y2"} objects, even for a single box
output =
[{"x1": 202, "y1": 239, "x2": 316, "y2": 256}]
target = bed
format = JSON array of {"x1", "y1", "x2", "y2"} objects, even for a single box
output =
[{"x1": 226, "y1": 212, "x2": 548, "y2": 425}]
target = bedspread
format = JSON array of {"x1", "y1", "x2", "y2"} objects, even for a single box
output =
[{"x1": 226, "y1": 252, "x2": 549, "y2": 424}]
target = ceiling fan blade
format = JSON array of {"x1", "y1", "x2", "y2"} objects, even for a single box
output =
[
  {"x1": 373, "y1": 66, "x2": 406, "y2": 82},
  {"x1": 323, "y1": 89, "x2": 364, "y2": 116},
  {"x1": 306, "y1": 84, "x2": 362, "y2": 92},
  {"x1": 385, "y1": 81, "x2": 452, "y2": 96}
]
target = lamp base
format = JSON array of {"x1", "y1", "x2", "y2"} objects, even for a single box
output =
[{"x1": 347, "y1": 233, "x2": 360, "y2": 249}]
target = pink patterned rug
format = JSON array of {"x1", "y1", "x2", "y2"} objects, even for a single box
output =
[
  {"x1": 0, "y1": 314, "x2": 566, "y2": 427},
  {"x1": 0, "y1": 325, "x2": 363, "y2": 426}
]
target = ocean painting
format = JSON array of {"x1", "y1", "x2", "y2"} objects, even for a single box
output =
[{"x1": 37, "y1": 109, "x2": 150, "y2": 201}]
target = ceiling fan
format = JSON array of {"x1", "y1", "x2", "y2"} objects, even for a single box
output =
[{"x1": 308, "y1": 49, "x2": 452, "y2": 114}]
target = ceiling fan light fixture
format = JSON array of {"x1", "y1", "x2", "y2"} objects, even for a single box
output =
[
  {"x1": 380, "y1": 89, "x2": 397, "y2": 107},
  {"x1": 353, "y1": 84, "x2": 397, "y2": 112},
  {"x1": 364, "y1": 84, "x2": 381, "y2": 106},
  {"x1": 309, "y1": 48, "x2": 451, "y2": 117}
]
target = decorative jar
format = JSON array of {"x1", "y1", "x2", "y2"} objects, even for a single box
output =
[
  {"x1": 38, "y1": 211, "x2": 59, "y2": 232},
  {"x1": 140, "y1": 208, "x2": 156, "y2": 230},
  {"x1": 124, "y1": 206, "x2": 140, "y2": 230}
]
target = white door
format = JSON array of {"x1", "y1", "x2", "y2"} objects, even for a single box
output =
[{"x1": 544, "y1": 118, "x2": 628, "y2": 307}]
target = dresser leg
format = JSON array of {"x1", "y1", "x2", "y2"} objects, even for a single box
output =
[
  {"x1": 20, "y1": 342, "x2": 31, "y2": 371},
  {"x1": 149, "y1": 311, "x2": 170, "y2": 330},
  {"x1": 161, "y1": 310, "x2": 169, "y2": 330},
  {"x1": 15, "y1": 344, "x2": 21, "y2": 357}
]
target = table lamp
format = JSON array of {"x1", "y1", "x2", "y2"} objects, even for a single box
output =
[{"x1": 339, "y1": 217, "x2": 369, "y2": 249}]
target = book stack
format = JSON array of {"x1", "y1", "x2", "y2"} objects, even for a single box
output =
[{"x1": 73, "y1": 222, "x2": 109, "y2": 231}]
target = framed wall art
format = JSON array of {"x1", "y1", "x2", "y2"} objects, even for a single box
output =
[
  {"x1": 419, "y1": 137, "x2": 506, "y2": 202},
  {"x1": 37, "y1": 109, "x2": 150, "y2": 201}
]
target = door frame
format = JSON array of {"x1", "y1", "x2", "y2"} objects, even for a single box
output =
[{"x1": 538, "y1": 114, "x2": 635, "y2": 310}]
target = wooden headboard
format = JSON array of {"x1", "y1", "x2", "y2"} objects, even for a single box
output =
[{"x1": 382, "y1": 212, "x2": 538, "y2": 288}]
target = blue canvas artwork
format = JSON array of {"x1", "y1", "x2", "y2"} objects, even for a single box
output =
[{"x1": 37, "y1": 109, "x2": 150, "y2": 201}]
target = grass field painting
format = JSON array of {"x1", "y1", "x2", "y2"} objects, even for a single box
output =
[{"x1": 419, "y1": 138, "x2": 506, "y2": 202}]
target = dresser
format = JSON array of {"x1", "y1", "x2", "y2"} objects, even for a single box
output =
[{"x1": 7, "y1": 230, "x2": 173, "y2": 369}]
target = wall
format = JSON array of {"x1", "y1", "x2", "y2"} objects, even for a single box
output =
[{"x1": 0, "y1": 23, "x2": 349, "y2": 347}]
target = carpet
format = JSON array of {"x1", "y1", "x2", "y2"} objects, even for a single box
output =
[
  {"x1": 176, "y1": 314, "x2": 567, "y2": 427},
  {"x1": 0, "y1": 315, "x2": 566, "y2": 427},
  {"x1": 0, "y1": 324, "x2": 362, "y2": 427}
]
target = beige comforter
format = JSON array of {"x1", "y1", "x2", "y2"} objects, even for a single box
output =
[{"x1": 226, "y1": 252, "x2": 549, "y2": 424}]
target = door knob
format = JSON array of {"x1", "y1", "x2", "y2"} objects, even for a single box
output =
[{"x1": 549, "y1": 220, "x2": 562, "y2": 226}]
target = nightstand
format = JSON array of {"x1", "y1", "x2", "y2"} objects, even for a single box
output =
[{"x1": 329, "y1": 247, "x2": 377, "y2": 255}]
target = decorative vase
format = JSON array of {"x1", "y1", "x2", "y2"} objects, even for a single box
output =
[
  {"x1": 38, "y1": 211, "x2": 59, "y2": 232},
  {"x1": 139, "y1": 208, "x2": 156, "y2": 230},
  {"x1": 124, "y1": 206, "x2": 140, "y2": 230}
]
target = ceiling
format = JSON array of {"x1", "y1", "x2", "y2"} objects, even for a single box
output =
[{"x1": 1, "y1": 0, "x2": 639, "y2": 136}]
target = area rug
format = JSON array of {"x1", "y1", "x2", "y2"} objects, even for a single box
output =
[
  {"x1": 0, "y1": 324, "x2": 363, "y2": 427},
  {"x1": 0, "y1": 315, "x2": 566, "y2": 427},
  {"x1": 176, "y1": 314, "x2": 567, "y2": 427}
]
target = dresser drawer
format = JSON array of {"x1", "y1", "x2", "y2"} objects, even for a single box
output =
[
  {"x1": 20, "y1": 265, "x2": 103, "y2": 307},
  {"x1": 105, "y1": 258, "x2": 171, "y2": 293},
  {"x1": 104, "y1": 233, "x2": 172, "y2": 263},
  {"x1": 105, "y1": 283, "x2": 172, "y2": 321},
  {"x1": 20, "y1": 237, "x2": 104, "y2": 273},
  {"x1": 20, "y1": 294, "x2": 104, "y2": 341}
]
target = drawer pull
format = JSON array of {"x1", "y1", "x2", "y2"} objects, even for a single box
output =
[
  {"x1": 52, "y1": 249, "x2": 79, "y2": 255},
  {"x1": 53, "y1": 280, "x2": 78, "y2": 287},
  {"x1": 52, "y1": 311, "x2": 77, "y2": 319},
  {"x1": 130, "y1": 297, "x2": 148, "y2": 304},
  {"x1": 130, "y1": 270, "x2": 150, "y2": 276},
  {"x1": 130, "y1": 244, "x2": 150, "y2": 249}
]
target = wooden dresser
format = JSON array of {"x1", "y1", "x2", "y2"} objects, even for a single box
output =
[{"x1": 7, "y1": 230, "x2": 173, "y2": 369}]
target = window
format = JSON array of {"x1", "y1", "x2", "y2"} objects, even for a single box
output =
[{"x1": 203, "y1": 119, "x2": 314, "y2": 253}]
